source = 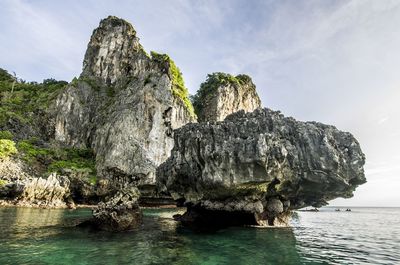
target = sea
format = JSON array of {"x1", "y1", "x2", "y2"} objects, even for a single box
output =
[{"x1": 0, "y1": 206, "x2": 398, "y2": 264}]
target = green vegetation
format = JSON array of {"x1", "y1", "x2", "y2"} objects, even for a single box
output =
[
  {"x1": 16, "y1": 138, "x2": 97, "y2": 183},
  {"x1": 106, "y1": 86, "x2": 115, "y2": 97},
  {"x1": 0, "y1": 130, "x2": 13, "y2": 140},
  {"x1": 46, "y1": 147, "x2": 97, "y2": 184},
  {"x1": 0, "y1": 68, "x2": 97, "y2": 183},
  {"x1": 0, "y1": 68, "x2": 68, "y2": 127},
  {"x1": 77, "y1": 76, "x2": 117, "y2": 99},
  {"x1": 0, "y1": 179, "x2": 7, "y2": 186},
  {"x1": 0, "y1": 139, "x2": 18, "y2": 159},
  {"x1": 17, "y1": 139, "x2": 51, "y2": 162},
  {"x1": 150, "y1": 51, "x2": 195, "y2": 117},
  {"x1": 0, "y1": 68, "x2": 14, "y2": 82},
  {"x1": 191, "y1": 72, "x2": 252, "y2": 117}
]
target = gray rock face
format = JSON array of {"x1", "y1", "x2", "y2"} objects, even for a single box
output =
[
  {"x1": 81, "y1": 16, "x2": 146, "y2": 85},
  {"x1": 158, "y1": 108, "x2": 366, "y2": 226},
  {"x1": 193, "y1": 73, "x2": 261, "y2": 122},
  {"x1": 90, "y1": 187, "x2": 142, "y2": 231},
  {"x1": 54, "y1": 16, "x2": 195, "y2": 185}
]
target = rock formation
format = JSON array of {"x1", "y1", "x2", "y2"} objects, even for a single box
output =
[
  {"x1": 192, "y1": 73, "x2": 261, "y2": 122},
  {"x1": 0, "y1": 157, "x2": 73, "y2": 208},
  {"x1": 54, "y1": 16, "x2": 195, "y2": 187},
  {"x1": 87, "y1": 187, "x2": 142, "y2": 232},
  {"x1": 158, "y1": 108, "x2": 366, "y2": 227},
  {"x1": 0, "y1": 15, "x2": 367, "y2": 232},
  {"x1": 0, "y1": 160, "x2": 114, "y2": 208}
]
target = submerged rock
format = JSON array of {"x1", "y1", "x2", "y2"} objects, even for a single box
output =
[
  {"x1": 54, "y1": 16, "x2": 195, "y2": 187},
  {"x1": 85, "y1": 187, "x2": 142, "y2": 231},
  {"x1": 192, "y1": 73, "x2": 261, "y2": 122},
  {"x1": 158, "y1": 108, "x2": 366, "y2": 227}
]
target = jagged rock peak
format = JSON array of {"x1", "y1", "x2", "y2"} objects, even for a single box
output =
[
  {"x1": 54, "y1": 16, "x2": 195, "y2": 188},
  {"x1": 81, "y1": 15, "x2": 148, "y2": 85},
  {"x1": 192, "y1": 72, "x2": 262, "y2": 122}
]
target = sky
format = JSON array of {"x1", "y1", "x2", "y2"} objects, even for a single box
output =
[{"x1": 1, "y1": 0, "x2": 399, "y2": 206}]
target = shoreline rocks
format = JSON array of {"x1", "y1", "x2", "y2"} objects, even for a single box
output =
[{"x1": 80, "y1": 187, "x2": 142, "y2": 232}]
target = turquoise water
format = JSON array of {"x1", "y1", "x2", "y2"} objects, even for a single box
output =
[{"x1": 0, "y1": 207, "x2": 399, "y2": 264}]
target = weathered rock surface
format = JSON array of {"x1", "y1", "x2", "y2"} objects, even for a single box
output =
[
  {"x1": 54, "y1": 16, "x2": 195, "y2": 186},
  {"x1": 158, "y1": 108, "x2": 366, "y2": 227},
  {"x1": 0, "y1": 157, "x2": 106, "y2": 207},
  {"x1": 192, "y1": 73, "x2": 261, "y2": 122},
  {"x1": 19, "y1": 173, "x2": 72, "y2": 207},
  {"x1": 0, "y1": 158, "x2": 72, "y2": 208},
  {"x1": 85, "y1": 187, "x2": 142, "y2": 231}
]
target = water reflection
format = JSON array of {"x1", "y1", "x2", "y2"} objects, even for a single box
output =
[
  {"x1": 2, "y1": 207, "x2": 398, "y2": 264},
  {"x1": 0, "y1": 207, "x2": 304, "y2": 265},
  {"x1": 0, "y1": 207, "x2": 65, "y2": 240}
]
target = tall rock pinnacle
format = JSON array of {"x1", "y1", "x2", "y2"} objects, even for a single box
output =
[
  {"x1": 81, "y1": 16, "x2": 147, "y2": 85},
  {"x1": 54, "y1": 16, "x2": 195, "y2": 186}
]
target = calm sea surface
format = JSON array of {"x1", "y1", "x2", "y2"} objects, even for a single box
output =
[{"x1": 0, "y1": 207, "x2": 398, "y2": 264}]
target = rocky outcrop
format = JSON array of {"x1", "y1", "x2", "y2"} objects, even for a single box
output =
[
  {"x1": 54, "y1": 16, "x2": 195, "y2": 187},
  {"x1": 0, "y1": 157, "x2": 107, "y2": 207},
  {"x1": 0, "y1": 157, "x2": 72, "y2": 208},
  {"x1": 158, "y1": 108, "x2": 366, "y2": 227},
  {"x1": 83, "y1": 187, "x2": 142, "y2": 231},
  {"x1": 18, "y1": 174, "x2": 72, "y2": 208},
  {"x1": 192, "y1": 73, "x2": 261, "y2": 122}
]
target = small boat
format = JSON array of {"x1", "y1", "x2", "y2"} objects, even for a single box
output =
[{"x1": 335, "y1": 209, "x2": 341, "y2": 212}]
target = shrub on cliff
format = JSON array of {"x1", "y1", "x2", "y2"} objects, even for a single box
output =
[
  {"x1": 0, "y1": 68, "x2": 67, "y2": 128},
  {"x1": 0, "y1": 130, "x2": 13, "y2": 140},
  {"x1": 0, "y1": 68, "x2": 14, "y2": 82},
  {"x1": 191, "y1": 72, "x2": 253, "y2": 118},
  {"x1": 0, "y1": 139, "x2": 17, "y2": 159},
  {"x1": 150, "y1": 52, "x2": 195, "y2": 117},
  {"x1": 16, "y1": 139, "x2": 96, "y2": 181}
]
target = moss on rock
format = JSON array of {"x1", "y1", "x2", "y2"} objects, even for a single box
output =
[{"x1": 150, "y1": 51, "x2": 195, "y2": 117}]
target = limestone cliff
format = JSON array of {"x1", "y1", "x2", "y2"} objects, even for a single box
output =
[
  {"x1": 54, "y1": 16, "x2": 196, "y2": 186},
  {"x1": 157, "y1": 108, "x2": 366, "y2": 226},
  {"x1": 192, "y1": 73, "x2": 261, "y2": 122}
]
